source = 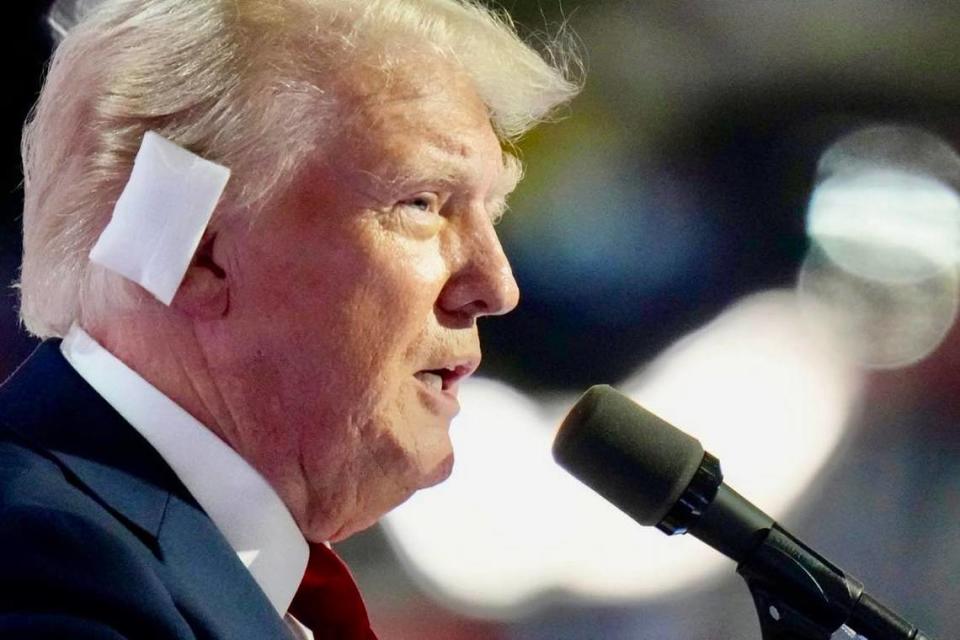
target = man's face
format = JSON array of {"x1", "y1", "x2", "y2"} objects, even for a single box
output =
[{"x1": 204, "y1": 58, "x2": 520, "y2": 541}]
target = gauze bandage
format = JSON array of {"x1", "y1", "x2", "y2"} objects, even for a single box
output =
[{"x1": 89, "y1": 131, "x2": 231, "y2": 305}]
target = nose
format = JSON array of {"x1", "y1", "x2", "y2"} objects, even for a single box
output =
[{"x1": 437, "y1": 212, "x2": 520, "y2": 324}]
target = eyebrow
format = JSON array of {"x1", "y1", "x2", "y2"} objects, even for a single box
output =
[
  {"x1": 493, "y1": 153, "x2": 523, "y2": 201},
  {"x1": 367, "y1": 147, "x2": 524, "y2": 204}
]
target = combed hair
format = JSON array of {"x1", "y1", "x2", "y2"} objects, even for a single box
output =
[{"x1": 19, "y1": 0, "x2": 581, "y2": 338}]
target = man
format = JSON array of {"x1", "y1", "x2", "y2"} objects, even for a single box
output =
[{"x1": 0, "y1": 0, "x2": 579, "y2": 637}]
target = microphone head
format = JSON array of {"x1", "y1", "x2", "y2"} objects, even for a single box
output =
[{"x1": 553, "y1": 385, "x2": 705, "y2": 527}]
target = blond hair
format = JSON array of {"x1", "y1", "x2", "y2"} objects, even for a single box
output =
[{"x1": 19, "y1": 0, "x2": 580, "y2": 338}]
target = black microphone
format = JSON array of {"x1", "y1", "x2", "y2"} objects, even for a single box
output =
[{"x1": 553, "y1": 385, "x2": 935, "y2": 640}]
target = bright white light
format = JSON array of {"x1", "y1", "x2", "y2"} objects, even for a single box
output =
[
  {"x1": 807, "y1": 170, "x2": 960, "y2": 283},
  {"x1": 622, "y1": 292, "x2": 861, "y2": 498},
  {"x1": 801, "y1": 169, "x2": 960, "y2": 369},
  {"x1": 797, "y1": 246, "x2": 959, "y2": 369},
  {"x1": 382, "y1": 291, "x2": 862, "y2": 616}
]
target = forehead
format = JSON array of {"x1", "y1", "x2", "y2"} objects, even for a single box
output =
[
  {"x1": 343, "y1": 52, "x2": 487, "y2": 121},
  {"x1": 331, "y1": 56, "x2": 508, "y2": 187}
]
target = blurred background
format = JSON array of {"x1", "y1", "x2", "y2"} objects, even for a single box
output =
[{"x1": 4, "y1": 1, "x2": 960, "y2": 638}]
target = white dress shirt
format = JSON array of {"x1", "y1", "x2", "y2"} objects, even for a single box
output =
[{"x1": 61, "y1": 325, "x2": 313, "y2": 639}]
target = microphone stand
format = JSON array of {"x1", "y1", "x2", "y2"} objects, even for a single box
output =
[
  {"x1": 661, "y1": 456, "x2": 935, "y2": 640},
  {"x1": 736, "y1": 526, "x2": 935, "y2": 640}
]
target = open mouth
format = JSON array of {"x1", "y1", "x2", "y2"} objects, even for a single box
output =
[
  {"x1": 414, "y1": 367, "x2": 459, "y2": 392},
  {"x1": 414, "y1": 363, "x2": 477, "y2": 394}
]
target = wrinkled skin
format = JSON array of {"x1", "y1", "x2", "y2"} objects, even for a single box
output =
[{"x1": 192, "y1": 58, "x2": 521, "y2": 541}]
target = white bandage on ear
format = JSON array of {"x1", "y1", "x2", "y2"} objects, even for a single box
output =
[{"x1": 89, "y1": 131, "x2": 231, "y2": 305}]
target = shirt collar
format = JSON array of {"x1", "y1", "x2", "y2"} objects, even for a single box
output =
[{"x1": 60, "y1": 324, "x2": 308, "y2": 616}]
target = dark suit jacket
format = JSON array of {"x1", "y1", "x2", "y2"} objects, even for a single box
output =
[{"x1": 0, "y1": 341, "x2": 293, "y2": 639}]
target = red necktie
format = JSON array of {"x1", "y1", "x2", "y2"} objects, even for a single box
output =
[{"x1": 288, "y1": 543, "x2": 379, "y2": 639}]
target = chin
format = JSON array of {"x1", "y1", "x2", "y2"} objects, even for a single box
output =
[
  {"x1": 322, "y1": 455, "x2": 454, "y2": 543},
  {"x1": 421, "y1": 450, "x2": 455, "y2": 488}
]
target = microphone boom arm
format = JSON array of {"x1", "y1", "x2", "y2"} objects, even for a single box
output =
[
  {"x1": 673, "y1": 457, "x2": 935, "y2": 640},
  {"x1": 735, "y1": 524, "x2": 933, "y2": 640}
]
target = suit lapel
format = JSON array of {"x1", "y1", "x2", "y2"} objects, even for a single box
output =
[
  {"x1": 0, "y1": 341, "x2": 293, "y2": 640},
  {"x1": 0, "y1": 341, "x2": 181, "y2": 539},
  {"x1": 158, "y1": 492, "x2": 295, "y2": 639}
]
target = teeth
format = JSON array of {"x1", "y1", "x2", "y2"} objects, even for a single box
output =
[{"x1": 416, "y1": 371, "x2": 443, "y2": 391}]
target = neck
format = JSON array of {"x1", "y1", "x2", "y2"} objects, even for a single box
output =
[{"x1": 85, "y1": 311, "x2": 237, "y2": 448}]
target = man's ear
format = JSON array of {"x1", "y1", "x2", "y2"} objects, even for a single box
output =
[{"x1": 171, "y1": 232, "x2": 229, "y2": 319}]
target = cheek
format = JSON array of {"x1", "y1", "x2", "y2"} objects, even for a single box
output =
[
  {"x1": 323, "y1": 225, "x2": 445, "y2": 307},
  {"x1": 347, "y1": 238, "x2": 448, "y2": 351},
  {"x1": 345, "y1": 225, "x2": 446, "y2": 303},
  {"x1": 409, "y1": 247, "x2": 447, "y2": 284}
]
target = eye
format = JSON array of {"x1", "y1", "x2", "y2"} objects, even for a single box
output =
[{"x1": 397, "y1": 192, "x2": 440, "y2": 215}]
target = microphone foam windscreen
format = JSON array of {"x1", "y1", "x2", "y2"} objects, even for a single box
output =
[{"x1": 552, "y1": 385, "x2": 705, "y2": 526}]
